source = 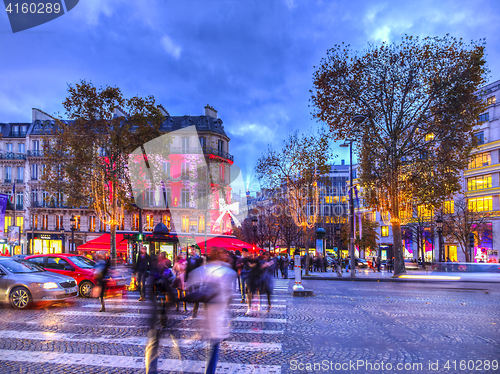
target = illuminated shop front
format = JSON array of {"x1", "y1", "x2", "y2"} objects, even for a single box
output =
[
  {"x1": 27, "y1": 233, "x2": 64, "y2": 255},
  {"x1": 402, "y1": 228, "x2": 413, "y2": 259},
  {"x1": 472, "y1": 223, "x2": 497, "y2": 263}
]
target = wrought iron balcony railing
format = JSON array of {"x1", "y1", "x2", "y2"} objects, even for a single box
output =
[
  {"x1": 0, "y1": 152, "x2": 26, "y2": 160},
  {"x1": 27, "y1": 150, "x2": 45, "y2": 157}
]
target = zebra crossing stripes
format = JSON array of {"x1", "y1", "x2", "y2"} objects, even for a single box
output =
[{"x1": 0, "y1": 350, "x2": 282, "y2": 373}]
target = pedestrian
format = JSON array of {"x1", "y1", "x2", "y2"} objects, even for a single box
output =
[
  {"x1": 278, "y1": 255, "x2": 284, "y2": 278},
  {"x1": 372, "y1": 257, "x2": 377, "y2": 273},
  {"x1": 238, "y1": 248, "x2": 251, "y2": 304},
  {"x1": 135, "y1": 246, "x2": 150, "y2": 301},
  {"x1": 334, "y1": 257, "x2": 342, "y2": 277},
  {"x1": 94, "y1": 252, "x2": 110, "y2": 312},
  {"x1": 282, "y1": 254, "x2": 290, "y2": 279},
  {"x1": 187, "y1": 248, "x2": 237, "y2": 374},
  {"x1": 185, "y1": 246, "x2": 203, "y2": 318},
  {"x1": 245, "y1": 251, "x2": 261, "y2": 314},
  {"x1": 173, "y1": 253, "x2": 188, "y2": 311},
  {"x1": 377, "y1": 256, "x2": 381, "y2": 272},
  {"x1": 259, "y1": 251, "x2": 275, "y2": 312}
]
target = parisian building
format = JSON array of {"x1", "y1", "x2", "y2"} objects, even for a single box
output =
[{"x1": 0, "y1": 105, "x2": 234, "y2": 259}]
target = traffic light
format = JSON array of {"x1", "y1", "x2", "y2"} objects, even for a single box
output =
[{"x1": 469, "y1": 233, "x2": 475, "y2": 248}]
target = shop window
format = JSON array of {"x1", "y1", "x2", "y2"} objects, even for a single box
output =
[
  {"x1": 381, "y1": 226, "x2": 389, "y2": 237},
  {"x1": 447, "y1": 246, "x2": 458, "y2": 262},
  {"x1": 181, "y1": 215, "x2": 189, "y2": 233},
  {"x1": 198, "y1": 215, "x2": 205, "y2": 233},
  {"x1": 16, "y1": 217, "x2": 23, "y2": 233},
  {"x1": 89, "y1": 216, "x2": 96, "y2": 232},
  {"x1": 4, "y1": 216, "x2": 12, "y2": 233}
]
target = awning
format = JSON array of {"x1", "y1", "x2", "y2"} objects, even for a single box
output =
[
  {"x1": 196, "y1": 236, "x2": 263, "y2": 253},
  {"x1": 77, "y1": 234, "x2": 129, "y2": 253}
]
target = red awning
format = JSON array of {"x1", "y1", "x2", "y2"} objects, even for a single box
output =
[
  {"x1": 77, "y1": 234, "x2": 129, "y2": 253},
  {"x1": 196, "y1": 237, "x2": 263, "y2": 253}
]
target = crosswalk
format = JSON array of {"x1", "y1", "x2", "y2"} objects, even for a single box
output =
[{"x1": 0, "y1": 279, "x2": 291, "y2": 373}]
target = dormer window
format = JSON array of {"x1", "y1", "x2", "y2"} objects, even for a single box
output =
[{"x1": 12, "y1": 126, "x2": 19, "y2": 136}]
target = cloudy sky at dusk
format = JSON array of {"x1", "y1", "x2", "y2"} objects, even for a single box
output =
[{"x1": 1, "y1": 0, "x2": 499, "y2": 195}]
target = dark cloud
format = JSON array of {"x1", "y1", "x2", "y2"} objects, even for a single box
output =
[{"x1": 1, "y1": 0, "x2": 498, "y2": 192}]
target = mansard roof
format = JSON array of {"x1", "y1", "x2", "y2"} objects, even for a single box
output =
[{"x1": 160, "y1": 115, "x2": 228, "y2": 138}]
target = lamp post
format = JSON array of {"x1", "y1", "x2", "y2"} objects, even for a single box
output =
[
  {"x1": 252, "y1": 216, "x2": 258, "y2": 248},
  {"x1": 436, "y1": 216, "x2": 443, "y2": 263},
  {"x1": 70, "y1": 216, "x2": 76, "y2": 254},
  {"x1": 131, "y1": 203, "x2": 143, "y2": 268},
  {"x1": 335, "y1": 224, "x2": 341, "y2": 259},
  {"x1": 339, "y1": 114, "x2": 365, "y2": 278}
]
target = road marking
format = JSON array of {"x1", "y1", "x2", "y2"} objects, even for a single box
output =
[
  {"x1": 79, "y1": 302, "x2": 286, "y2": 309},
  {"x1": 0, "y1": 350, "x2": 282, "y2": 373},
  {"x1": 233, "y1": 316, "x2": 287, "y2": 323}
]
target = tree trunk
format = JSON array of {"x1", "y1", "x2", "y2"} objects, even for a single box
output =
[
  {"x1": 391, "y1": 220, "x2": 406, "y2": 276},
  {"x1": 110, "y1": 180, "x2": 117, "y2": 266},
  {"x1": 303, "y1": 225, "x2": 310, "y2": 276}
]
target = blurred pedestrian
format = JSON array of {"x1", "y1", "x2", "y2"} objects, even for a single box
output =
[
  {"x1": 94, "y1": 252, "x2": 110, "y2": 312},
  {"x1": 282, "y1": 254, "x2": 290, "y2": 279},
  {"x1": 259, "y1": 251, "x2": 275, "y2": 312},
  {"x1": 173, "y1": 253, "x2": 187, "y2": 311},
  {"x1": 186, "y1": 248, "x2": 237, "y2": 374},
  {"x1": 238, "y1": 248, "x2": 251, "y2": 303},
  {"x1": 136, "y1": 246, "x2": 151, "y2": 301},
  {"x1": 245, "y1": 251, "x2": 260, "y2": 314},
  {"x1": 185, "y1": 246, "x2": 203, "y2": 318},
  {"x1": 377, "y1": 256, "x2": 381, "y2": 272}
]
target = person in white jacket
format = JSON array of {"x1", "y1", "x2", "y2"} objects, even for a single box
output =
[{"x1": 187, "y1": 248, "x2": 237, "y2": 374}]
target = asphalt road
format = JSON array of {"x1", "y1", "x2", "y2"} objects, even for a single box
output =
[{"x1": 0, "y1": 278, "x2": 498, "y2": 373}]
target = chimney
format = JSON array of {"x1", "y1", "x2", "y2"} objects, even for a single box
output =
[
  {"x1": 204, "y1": 104, "x2": 217, "y2": 119},
  {"x1": 341, "y1": 159, "x2": 345, "y2": 165}
]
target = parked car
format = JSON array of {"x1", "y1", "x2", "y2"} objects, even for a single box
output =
[
  {"x1": 0, "y1": 257, "x2": 78, "y2": 309},
  {"x1": 25, "y1": 254, "x2": 126, "y2": 298},
  {"x1": 13, "y1": 255, "x2": 29, "y2": 260}
]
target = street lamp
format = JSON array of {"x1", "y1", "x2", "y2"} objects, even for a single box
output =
[
  {"x1": 70, "y1": 216, "x2": 76, "y2": 254},
  {"x1": 436, "y1": 216, "x2": 443, "y2": 263},
  {"x1": 335, "y1": 224, "x2": 341, "y2": 259},
  {"x1": 131, "y1": 203, "x2": 143, "y2": 268},
  {"x1": 252, "y1": 216, "x2": 258, "y2": 248},
  {"x1": 339, "y1": 114, "x2": 366, "y2": 278}
]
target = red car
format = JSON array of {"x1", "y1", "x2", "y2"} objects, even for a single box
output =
[{"x1": 25, "y1": 254, "x2": 126, "y2": 298}]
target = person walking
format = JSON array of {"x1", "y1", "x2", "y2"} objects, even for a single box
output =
[
  {"x1": 259, "y1": 251, "x2": 275, "y2": 312},
  {"x1": 245, "y1": 251, "x2": 261, "y2": 314},
  {"x1": 173, "y1": 253, "x2": 188, "y2": 311},
  {"x1": 282, "y1": 254, "x2": 290, "y2": 279},
  {"x1": 238, "y1": 248, "x2": 251, "y2": 304},
  {"x1": 95, "y1": 252, "x2": 110, "y2": 312},
  {"x1": 136, "y1": 246, "x2": 150, "y2": 301},
  {"x1": 185, "y1": 246, "x2": 203, "y2": 318},
  {"x1": 377, "y1": 256, "x2": 381, "y2": 272}
]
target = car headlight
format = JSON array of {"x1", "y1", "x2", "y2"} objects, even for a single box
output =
[{"x1": 37, "y1": 282, "x2": 59, "y2": 289}]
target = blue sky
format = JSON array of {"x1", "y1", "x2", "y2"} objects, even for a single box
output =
[{"x1": 1, "y1": 0, "x2": 499, "y2": 196}]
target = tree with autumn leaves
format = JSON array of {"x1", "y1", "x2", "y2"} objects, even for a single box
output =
[
  {"x1": 43, "y1": 80, "x2": 165, "y2": 264},
  {"x1": 312, "y1": 35, "x2": 488, "y2": 276}
]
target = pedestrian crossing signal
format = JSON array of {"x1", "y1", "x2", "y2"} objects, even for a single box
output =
[{"x1": 135, "y1": 233, "x2": 143, "y2": 241}]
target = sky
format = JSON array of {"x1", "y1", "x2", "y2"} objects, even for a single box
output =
[{"x1": 1, "y1": 0, "x2": 499, "y2": 196}]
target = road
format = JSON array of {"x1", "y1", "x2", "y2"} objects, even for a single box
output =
[{"x1": 0, "y1": 278, "x2": 498, "y2": 373}]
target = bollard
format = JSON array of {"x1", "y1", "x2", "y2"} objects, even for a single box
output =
[{"x1": 293, "y1": 254, "x2": 304, "y2": 291}]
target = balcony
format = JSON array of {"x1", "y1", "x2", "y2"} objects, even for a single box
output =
[
  {"x1": 15, "y1": 179, "x2": 24, "y2": 184},
  {"x1": 0, "y1": 152, "x2": 26, "y2": 160},
  {"x1": 27, "y1": 150, "x2": 45, "y2": 157},
  {"x1": 203, "y1": 146, "x2": 234, "y2": 162},
  {"x1": 4, "y1": 179, "x2": 11, "y2": 184},
  {"x1": 30, "y1": 177, "x2": 39, "y2": 181},
  {"x1": 7, "y1": 203, "x2": 24, "y2": 210},
  {"x1": 9, "y1": 132, "x2": 27, "y2": 138},
  {"x1": 32, "y1": 201, "x2": 68, "y2": 209}
]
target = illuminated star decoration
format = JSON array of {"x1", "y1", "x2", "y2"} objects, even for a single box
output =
[{"x1": 215, "y1": 197, "x2": 241, "y2": 228}]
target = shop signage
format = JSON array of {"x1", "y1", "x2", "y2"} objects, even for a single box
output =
[{"x1": 27, "y1": 233, "x2": 63, "y2": 240}]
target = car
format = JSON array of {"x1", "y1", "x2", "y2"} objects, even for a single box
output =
[
  {"x1": 13, "y1": 255, "x2": 29, "y2": 260},
  {"x1": 25, "y1": 254, "x2": 126, "y2": 298},
  {"x1": 357, "y1": 259, "x2": 368, "y2": 268},
  {"x1": 0, "y1": 257, "x2": 78, "y2": 309}
]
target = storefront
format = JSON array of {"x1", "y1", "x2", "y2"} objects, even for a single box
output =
[{"x1": 27, "y1": 233, "x2": 64, "y2": 255}]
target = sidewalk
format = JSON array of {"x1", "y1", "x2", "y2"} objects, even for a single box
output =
[{"x1": 289, "y1": 268, "x2": 500, "y2": 283}]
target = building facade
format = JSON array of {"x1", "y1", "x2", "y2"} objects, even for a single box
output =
[{"x1": 0, "y1": 105, "x2": 234, "y2": 258}]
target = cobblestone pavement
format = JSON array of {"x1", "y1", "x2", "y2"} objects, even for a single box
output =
[{"x1": 0, "y1": 278, "x2": 499, "y2": 373}]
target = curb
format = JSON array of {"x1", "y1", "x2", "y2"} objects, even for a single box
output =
[{"x1": 301, "y1": 276, "x2": 500, "y2": 283}]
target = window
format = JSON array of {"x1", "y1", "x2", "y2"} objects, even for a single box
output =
[
  {"x1": 468, "y1": 196, "x2": 492, "y2": 212},
  {"x1": 18, "y1": 143, "x2": 25, "y2": 153},
  {"x1": 89, "y1": 216, "x2": 96, "y2": 232},
  {"x1": 55, "y1": 215, "x2": 64, "y2": 230},
  {"x1": 46, "y1": 257, "x2": 70, "y2": 270},
  {"x1": 163, "y1": 161, "x2": 170, "y2": 177},
  {"x1": 31, "y1": 191, "x2": 38, "y2": 205},
  {"x1": 381, "y1": 211, "x2": 389, "y2": 222},
  {"x1": 418, "y1": 205, "x2": 433, "y2": 217},
  {"x1": 16, "y1": 167, "x2": 23, "y2": 182},
  {"x1": 33, "y1": 140, "x2": 39, "y2": 151},
  {"x1": 99, "y1": 219, "x2": 107, "y2": 232},
  {"x1": 182, "y1": 215, "x2": 189, "y2": 233},
  {"x1": 6, "y1": 143, "x2": 12, "y2": 152},
  {"x1": 217, "y1": 139, "x2": 224, "y2": 152},
  {"x1": 132, "y1": 214, "x2": 139, "y2": 231},
  {"x1": 41, "y1": 215, "x2": 48, "y2": 230},
  {"x1": 467, "y1": 174, "x2": 492, "y2": 191},
  {"x1": 166, "y1": 187, "x2": 171, "y2": 207},
  {"x1": 444, "y1": 200, "x2": 454, "y2": 214},
  {"x1": 181, "y1": 189, "x2": 190, "y2": 208},
  {"x1": 42, "y1": 191, "x2": 49, "y2": 206},
  {"x1": 31, "y1": 164, "x2": 38, "y2": 180},
  {"x1": 32, "y1": 215, "x2": 37, "y2": 230},
  {"x1": 4, "y1": 216, "x2": 11, "y2": 233},
  {"x1": 162, "y1": 215, "x2": 171, "y2": 229},
  {"x1": 468, "y1": 152, "x2": 491, "y2": 169},
  {"x1": 119, "y1": 216, "x2": 124, "y2": 230},
  {"x1": 381, "y1": 226, "x2": 389, "y2": 237},
  {"x1": 181, "y1": 162, "x2": 189, "y2": 179},
  {"x1": 74, "y1": 215, "x2": 81, "y2": 230},
  {"x1": 5, "y1": 166, "x2": 12, "y2": 181},
  {"x1": 324, "y1": 196, "x2": 332, "y2": 203},
  {"x1": 425, "y1": 133, "x2": 435, "y2": 141},
  {"x1": 181, "y1": 137, "x2": 189, "y2": 152},
  {"x1": 475, "y1": 132, "x2": 485, "y2": 145},
  {"x1": 199, "y1": 137, "x2": 206, "y2": 149},
  {"x1": 478, "y1": 113, "x2": 489, "y2": 122},
  {"x1": 487, "y1": 96, "x2": 496, "y2": 106},
  {"x1": 16, "y1": 193, "x2": 23, "y2": 208},
  {"x1": 16, "y1": 217, "x2": 23, "y2": 233},
  {"x1": 198, "y1": 215, "x2": 205, "y2": 233},
  {"x1": 20, "y1": 125, "x2": 27, "y2": 135},
  {"x1": 219, "y1": 164, "x2": 225, "y2": 182},
  {"x1": 145, "y1": 214, "x2": 154, "y2": 230}
]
